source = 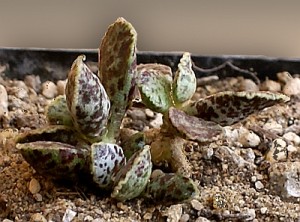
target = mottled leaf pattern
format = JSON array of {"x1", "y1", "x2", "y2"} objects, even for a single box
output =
[
  {"x1": 46, "y1": 95, "x2": 73, "y2": 126},
  {"x1": 91, "y1": 142, "x2": 125, "y2": 188},
  {"x1": 183, "y1": 91, "x2": 290, "y2": 126},
  {"x1": 172, "y1": 52, "x2": 197, "y2": 105},
  {"x1": 112, "y1": 145, "x2": 152, "y2": 201},
  {"x1": 65, "y1": 55, "x2": 110, "y2": 140},
  {"x1": 137, "y1": 64, "x2": 173, "y2": 113},
  {"x1": 17, "y1": 141, "x2": 89, "y2": 180},
  {"x1": 99, "y1": 17, "x2": 137, "y2": 142},
  {"x1": 145, "y1": 172, "x2": 199, "y2": 202}
]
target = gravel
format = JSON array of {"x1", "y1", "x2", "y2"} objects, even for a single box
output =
[{"x1": 1, "y1": 66, "x2": 300, "y2": 221}]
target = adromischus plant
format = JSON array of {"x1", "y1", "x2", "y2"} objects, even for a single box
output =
[
  {"x1": 136, "y1": 53, "x2": 290, "y2": 175},
  {"x1": 15, "y1": 18, "x2": 199, "y2": 202}
]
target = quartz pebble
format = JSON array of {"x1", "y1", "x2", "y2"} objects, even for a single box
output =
[
  {"x1": 260, "y1": 207, "x2": 268, "y2": 214},
  {"x1": 62, "y1": 208, "x2": 77, "y2": 222},
  {"x1": 24, "y1": 75, "x2": 42, "y2": 93},
  {"x1": 283, "y1": 132, "x2": 300, "y2": 145},
  {"x1": 42, "y1": 81, "x2": 58, "y2": 99},
  {"x1": 277, "y1": 71, "x2": 293, "y2": 83},
  {"x1": 195, "y1": 217, "x2": 210, "y2": 222},
  {"x1": 283, "y1": 77, "x2": 300, "y2": 96},
  {"x1": 0, "y1": 84, "x2": 8, "y2": 117},
  {"x1": 260, "y1": 79, "x2": 281, "y2": 92},
  {"x1": 239, "y1": 79, "x2": 259, "y2": 91},
  {"x1": 191, "y1": 199, "x2": 203, "y2": 211},
  {"x1": 29, "y1": 178, "x2": 41, "y2": 194},
  {"x1": 263, "y1": 120, "x2": 283, "y2": 135},
  {"x1": 30, "y1": 213, "x2": 47, "y2": 222},
  {"x1": 162, "y1": 204, "x2": 182, "y2": 222},
  {"x1": 268, "y1": 162, "x2": 300, "y2": 199},
  {"x1": 149, "y1": 113, "x2": 163, "y2": 128},
  {"x1": 255, "y1": 181, "x2": 264, "y2": 190},
  {"x1": 238, "y1": 128, "x2": 261, "y2": 148}
]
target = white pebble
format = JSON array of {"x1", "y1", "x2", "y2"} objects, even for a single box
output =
[
  {"x1": 255, "y1": 181, "x2": 264, "y2": 190},
  {"x1": 149, "y1": 113, "x2": 163, "y2": 128},
  {"x1": 42, "y1": 81, "x2": 58, "y2": 99},
  {"x1": 62, "y1": 208, "x2": 77, "y2": 222},
  {"x1": 57, "y1": 79, "x2": 67, "y2": 95},
  {"x1": 260, "y1": 207, "x2": 268, "y2": 214},
  {"x1": 29, "y1": 178, "x2": 41, "y2": 194},
  {"x1": 277, "y1": 71, "x2": 293, "y2": 83},
  {"x1": 263, "y1": 120, "x2": 283, "y2": 135},
  {"x1": 0, "y1": 84, "x2": 8, "y2": 118},
  {"x1": 238, "y1": 127, "x2": 261, "y2": 148},
  {"x1": 283, "y1": 77, "x2": 300, "y2": 96},
  {"x1": 283, "y1": 132, "x2": 300, "y2": 145},
  {"x1": 24, "y1": 75, "x2": 42, "y2": 92},
  {"x1": 260, "y1": 79, "x2": 281, "y2": 92},
  {"x1": 240, "y1": 79, "x2": 259, "y2": 91}
]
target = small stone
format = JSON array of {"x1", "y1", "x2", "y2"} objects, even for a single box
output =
[
  {"x1": 239, "y1": 79, "x2": 259, "y2": 91},
  {"x1": 143, "y1": 212, "x2": 152, "y2": 220},
  {"x1": 255, "y1": 181, "x2": 264, "y2": 190},
  {"x1": 260, "y1": 79, "x2": 281, "y2": 92},
  {"x1": 42, "y1": 81, "x2": 58, "y2": 99},
  {"x1": 0, "y1": 84, "x2": 8, "y2": 118},
  {"x1": 24, "y1": 75, "x2": 41, "y2": 92},
  {"x1": 29, "y1": 178, "x2": 41, "y2": 194},
  {"x1": 195, "y1": 217, "x2": 210, "y2": 222},
  {"x1": 149, "y1": 113, "x2": 163, "y2": 128},
  {"x1": 239, "y1": 128, "x2": 261, "y2": 148},
  {"x1": 2, "y1": 219, "x2": 14, "y2": 222},
  {"x1": 84, "y1": 215, "x2": 93, "y2": 221},
  {"x1": 251, "y1": 176, "x2": 257, "y2": 182},
  {"x1": 145, "y1": 108, "x2": 154, "y2": 118},
  {"x1": 180, "y1": 213, "x2": 190, "y2": 222},
  {"x1": 268, "y1": 162, "x2": 300, "y2": 200},
  {"x1": 57, "y1": 79, "x2": 67, "y2": 95},
  {"x1": 92, "y1": 219, "x2": 105, "y2": 222},
  {"x1": 283, "y1": 132, "x2": 300, "y2": 145},
  {"x1": 191, "y1": 199, "x2": 203, "y2": 211},
  {"x1": 265, "y1": 138, "x2": 287, "y2": 163},
  {"x1": 30, "y1": 213, "x2": 47, "y2": 222},
  {"x1": 245, "y1": 208, "x2": 256, "y2": 221},
  {"x1": 161, "y1": 204, "x2": 182, "y2": 222},
  {"x1": 283, "y1": 77, "x2": 300, "y2": 96},
  {"x1": 277, "y1": 71, "x2": 293, "y2": 83},
  {"x1": 33, "y1": 193, "x2": 43, "y2": 202},
  {"x1": 260, "y1": 207, "x2": 268, "y2": 214},
  {"x1": 263, "y1": 120, "x2": 283, "y2": 135},
  {"x1": 62, "y1": 208, "x2": 77, "y2": 222}
]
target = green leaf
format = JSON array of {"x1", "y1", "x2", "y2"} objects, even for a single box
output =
[
  {"x1": 172, "y1": 52, "x2": 197, "y2": 105},
  {"x1": 137, "y1": 63, "x2": 173, "y2": 113}
]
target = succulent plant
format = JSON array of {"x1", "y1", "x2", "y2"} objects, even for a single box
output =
[
  {"x1": 136, "y1": 52, "x2": 290, "y2": 175},
  {"x1": 15, "y1": 18, "x2": 197, "y2": 202}
]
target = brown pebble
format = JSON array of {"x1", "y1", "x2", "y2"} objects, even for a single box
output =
[
  {"x1": 42, "y1": 81, "x2": 58, "y2": 99},
  {"x1": 29, "y1": 178, "x2": 41, "y2": 194},
  {"x1": 30, "y1": 213, "x2": 47, "y2": 222},
  {"x1": 191, "y1": 199, "x2": 203, "y2": 211}
]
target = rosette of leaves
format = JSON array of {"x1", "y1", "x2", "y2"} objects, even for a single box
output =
[
  {"x1": 136, "y1": 52, "x2": 290, "y2": 175},
  {"x1": 16, "y1": 18, "x2": 151, "y2": 202}
]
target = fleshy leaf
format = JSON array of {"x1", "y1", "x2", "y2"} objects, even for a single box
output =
[
  {"x1": 183, "y1": 91, "x2": 290, "y2": 126},
  {"x1": 137, "y1": 63, "x2": 173, "y2": 113},
  {"x1": 168, "y1": 107, "x2": 223, "y2": 142},
  {"x1": 172, "y1": 52, "x2": 197, "y2": 105},
  {"x1": 17, "y1": 141, "x2": 89, "y2": 180},
  {"x1": 65, "y1": 55, "x2": 110, "y2": 140},
  {"x1": 99, "y1": 17, "x2": 137, "y2": 143},
  {"x1": 46, "y1": 95, "x2": 73, "y2": 126},
  {"x1": 111, "y1": 145, "x2": 152, "y2": 201},
  {"x1": 145, "y1": 172, "x2": 199, "y2": 202},
  {"x1": 91, "y1": 142, "x2": 125, "y2": 188}
]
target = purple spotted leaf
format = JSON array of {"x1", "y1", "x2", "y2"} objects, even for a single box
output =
[
  {"x1": 172, "y1": 52, "x2": 197, "y2": 105},
  {"x1": 145, "y1": 172, "x2": 199, "y2": 202},
  {"x1": 99, "y1": 17, "x2": 137, "y2": 142},
  {"x1": 65, "y1": 55, "x2": 110, "y2": 140},
  {"x1": 17, "y1": 141, "x2": 89, "y2": 180},
  {"x1": 183, "y1": 91, "x2": 290, "y2": 126},
  {"x1": 91, "y1": 142, "x2": 125, "y2": 188},
  {"x1": 111, "y1": 145, "x2": 152, "y2": 201},
  {"x1": 137, "y1": 63, "x2": 173, "y2": 113},
  {"x1": 168, "y1": 107, "x2": 223, "y2": 142}
]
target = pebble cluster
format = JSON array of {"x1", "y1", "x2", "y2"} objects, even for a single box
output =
[{"x1": 1, "y1": 66, "x2": 300, "y2": 221}]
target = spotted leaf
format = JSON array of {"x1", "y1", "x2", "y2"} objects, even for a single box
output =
[
  {"x1": 65, "y1": 55, "x2": 110, "y2": 140},
  {"x1": 145, "y1": 172, "x2": 199, "y2": 202},
  {"x1": 137, "y1": 64, "x2": 173, "y2": 113},
  {"x1": 183, "y1": 91, "x2": 290, "y2": 126},
  {"x1": 111, "y1": 145, "x2": 152, "y2": 201},
  {"x1": 91, "y1": 142, "x2": 125, "y2": 188},
  {"x1": 99, "y1": 17, "x2": 137, "y2": 142},
  {"x1": 17, "y1": 141, "x2": 89, "y2": 180},
  {"x1": 172, "y1": 52, "x2": 197, "y2": 105}
]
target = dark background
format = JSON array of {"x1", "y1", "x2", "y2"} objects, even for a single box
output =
[{"x1": 0, "y1": 0, "x2": 299, "y2": 58}]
